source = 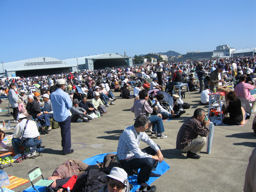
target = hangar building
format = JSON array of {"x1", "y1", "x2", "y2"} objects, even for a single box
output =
[{"x1": 1, "y1": 53, "x2": 133, "y2": 77}]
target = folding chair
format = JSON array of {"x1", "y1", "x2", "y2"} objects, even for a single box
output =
[{"x1": 27, "y1": 167, "x2": 53, "y2": 192}]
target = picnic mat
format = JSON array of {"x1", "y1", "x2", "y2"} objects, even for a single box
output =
[
  {"x1": 83, "y1": 152, "x2": 170, "y2": 192},
  {"x1": 2, "y1": 135, "x2": 13, "y2": 146},
  {"x1": 4, "y1": 175, "x2": 29, "y2": 190}
]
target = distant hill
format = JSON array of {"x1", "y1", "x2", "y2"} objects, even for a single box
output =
[{"x1": 158, "y1": 50, "x2": 181, "y2": 57}]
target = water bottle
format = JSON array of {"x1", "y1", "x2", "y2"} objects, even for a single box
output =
[
  {"x1": 0, "y1": 170, "x2": 10, "y2": 187},
  {"x1": 207, "y1": 122, "x2": 215, "y2": 154}
]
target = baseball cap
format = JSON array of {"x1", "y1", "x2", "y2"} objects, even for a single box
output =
[
  {"x1": 42, "y1": 94, "x2": 49, "y2": 99},
  {"x1": 107, "y1": 167, "x2": 128, "y2": 186},
  {"x1": 56, "y1": 79, "x2": 66, "y2": 85},
  {"x1": 18, "y1": 113, "x2": 27, "y2": 120}
]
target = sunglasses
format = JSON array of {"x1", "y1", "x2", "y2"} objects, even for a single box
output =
[{"x1": 108, "y1": 179, "x2": 125, "y2": 189}]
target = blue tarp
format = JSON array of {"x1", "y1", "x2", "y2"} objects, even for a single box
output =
[
  {"x1": 83, "y1": 152, "x2": 170, "y2": 192},
  {"x1": 24, "y1": 152, "x2": 170, "y2": 192}
]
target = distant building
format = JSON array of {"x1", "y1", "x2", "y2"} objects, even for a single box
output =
[
  {"x1": 212, "y1": 45, "x2": 235, "y2": 58},
  {"x1": 1, "y1": 53, "x2": 133, "y2": 77},
  {"x1": 159, "y1": 54, "x2": 168, "y2": 62},
  {"x1": 232, "y1": 48, "x2": 256, "y2": 57}
]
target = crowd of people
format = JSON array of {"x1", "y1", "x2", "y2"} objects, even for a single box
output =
[{"x1": 0, "y1": 56, "x2": 255, "y2": 191}]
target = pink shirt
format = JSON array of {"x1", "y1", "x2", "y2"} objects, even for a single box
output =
[{"x1": 235, "y1": 82, "x2": 255, "y2": 102}]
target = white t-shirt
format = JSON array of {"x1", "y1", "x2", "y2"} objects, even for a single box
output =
[
  {"x1": 13, "y1": 119, "x2": 40, "y2": 139},
  {"x1": 201, "y1": 89, "x2": 210, "y2": 104}
]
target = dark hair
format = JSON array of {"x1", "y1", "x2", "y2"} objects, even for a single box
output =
[
  {"x1": 193, "y1": 108, "x2": 205, "y2": 118},
  {"x1": 82, "y1": 95, "x2": 87, "y2": 99},
  {"x1": 134, "y1": 115, "x2": 149, "y2": 128},
  {"x1": 156, "y1": 93, "x2": 164, "y2": 101},
  {"x1": 239, "y1": 75, "x2": 247, "y2": 82},
  {"x1": 139, "y1": 90, "x2": 148, "y2": 100},
  {"x1": 226, "y1": 91, "x2": 237, "y2": 101}
]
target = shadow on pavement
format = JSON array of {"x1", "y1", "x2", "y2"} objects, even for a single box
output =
[
  {"x1": 97, "y1": 129, "x2": 123, "y2": 140},
  {"x1": 161, "y1": 149, "x2": 187, "y2": 159},
  {"x1": 40, "y1": 148, "x2": 63, "y2": 155},
  {"x1": 233, "y1": 142, "x2": 256, "y2": 148},
  {"x1": 226, "y1": 132, "x2": 256, "y2": 139},
  {"x1": 122, "y1": 109, "x2": 131, "y2": 112},
  {"x1": 105, "y1": 130, "x2": 123, "y2": 134}
]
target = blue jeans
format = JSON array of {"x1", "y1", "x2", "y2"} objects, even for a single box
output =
[
  {"x1": 149, "y1": 115, "x2": 165, "y2": 135},
  {"x1": 100, "y1": 93, "x2": 109, "y2": 105},
  {"x1": 12, "y1": 137, "x2": 41, "y2": 154},
  {"x1": 108, "y1": 91, "x2": 115, "y2": 100},
  {"x1": 37, "y1": 113, "x2": 53, "y2": 127}
]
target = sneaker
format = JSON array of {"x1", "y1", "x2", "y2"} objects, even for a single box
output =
[
  {"x1": 47, "y1": 126, "x2": 52, "y2": 131},
  {"x1": 110, "y1": 101, "x2": 115, "y2": 105},
  {"x1": 157, "y1": 134, "x2": 167, "y2": 139},
  {"x1": 105, "y1": 104, "x2": 109, "y2": 107},
  {"x1": 187, "y1": 151, "x2": 200, "y2": 159},
  {"x1": 26, "y1": 151, "x2": 39, "y2": 158},
  {"x1": 139, "y1": 183, "x2": 156, "y2": 192}
]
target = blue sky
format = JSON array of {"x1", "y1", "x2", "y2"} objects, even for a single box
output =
[{"x1": 0, "y1": 0, "x2": 255, "y2": 62}]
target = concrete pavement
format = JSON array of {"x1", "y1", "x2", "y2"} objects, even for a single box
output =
[{"x1": 1, "y1": 92, "x2": 255, "y2": 192}]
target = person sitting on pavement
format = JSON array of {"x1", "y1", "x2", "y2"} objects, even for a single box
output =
[
  {"x1": 99, "y1": 167, "x2": 130, "y2": 192},
  {"x1": 26, "y1": 94, "x2": 41, "y2": 120},
  {"x1": 200, "y1": 85, "x2": 210, "y2": 105},
  {"x1": 176, "y1": 108, "x2": 210, "y2": 159},
  {"x1": 92, "y1": 92, "x2": 106, "y2": 115},
  {"x1": 79, "y1": 95, "x2": 99, "y2": 119},
  {"x1": 12, "y1": 113, "x2": 41, "y2": 157},
  {"x1": 223, "y1": 91, "x2": 245, "y2": 125},
  {"x1": 0, "y1": 130, "x2": 12, "y2": 151},
  {"x1": 70, "y1": 99, "x2": 91, "y2": 122},
  {"x1": 131, "y1": 89, "x2": 167, "y2": 139},
  {"x1": 37, "y1": 93, "x2": 54, "y2": 133},
  {"x1": 235, "y1": 75, "x2": 256, "y2": 113},
  {"x1": 117, "y1": 115, "x2": 161, "y2": 192}
]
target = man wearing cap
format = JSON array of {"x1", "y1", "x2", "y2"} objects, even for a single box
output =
[
  {"x1": 117, "y1": 115, "x2": 162, "y2": 191},
  {"x1": 99, "y1": 167, "x2": 130, "y2": 192},
  {"x1": 209, "y1": 63, "x2": 224, "y2": 91},
  {"x1": 50, "y1": 79, "x2": 73, "y2": 155},
  {"x1": 12, "y1": 113, "x2": 41, "y2": 157}
]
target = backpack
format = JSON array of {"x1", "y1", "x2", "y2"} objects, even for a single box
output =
[
  {"x1": 72, "y1": 166, "x2": 108, "y2": 192},
  {"x1": 100, "y1": 154, "x2": 121, "y2": 174},
  {"x1": 182, "y1": 103, "x2": 190, "y2": 109}
]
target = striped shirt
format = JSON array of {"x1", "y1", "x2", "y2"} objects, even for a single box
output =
[{"x1": 117, "y1": 125, "x2": 159, "y2": 160}]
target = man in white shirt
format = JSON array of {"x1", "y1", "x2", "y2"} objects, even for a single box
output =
[
  {"x1": 117, "y1": 115, "x2": 163, "y2": 191},
  {"x1": 12, "y1": 113, "x2": 41, "y2": 156}
]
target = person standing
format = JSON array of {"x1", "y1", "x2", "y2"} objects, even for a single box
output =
[
  {"x1": 50, "y1": 79, "x2": 73, "y2": 155},
  {"x1": 8, "y1": 83, "x2": 19, "y2": 121}
]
